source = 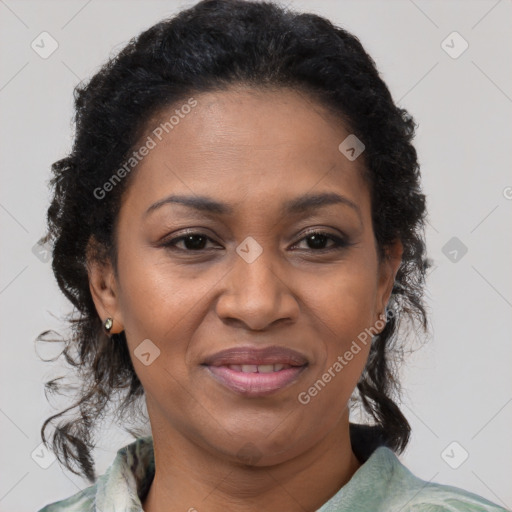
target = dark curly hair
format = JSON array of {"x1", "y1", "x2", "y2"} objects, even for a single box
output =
[{"x1": 37, "y1": 0, "x2": 431, "y2": 484}]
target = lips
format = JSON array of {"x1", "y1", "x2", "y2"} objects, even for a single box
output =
[
  {"x1": 202, "y1": 346, "x2": 308, "y2": 397},
  {"x1": 224, "y1": 363, "x2": 292, "y2": 373},
  {"x1": 202, "y1": 346, "x2": 308, "y2": 367}
]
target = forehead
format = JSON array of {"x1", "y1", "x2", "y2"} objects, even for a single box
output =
[{"x1": 121, "y1": 87, "x2": 369, "y2": 216}]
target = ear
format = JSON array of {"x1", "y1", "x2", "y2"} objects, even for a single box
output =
[
  {"x1": 375, "y1": 238, "x2": 403, "y2": 322},
  {"x1": 86, "y1": 237, "x2": 124, "y2": 334}
]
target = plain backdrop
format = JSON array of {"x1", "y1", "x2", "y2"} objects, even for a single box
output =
[{"x1": 0, "y1": 1, "x2": 511, "y2": 511}]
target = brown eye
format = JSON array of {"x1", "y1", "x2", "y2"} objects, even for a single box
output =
[
  {"x1": 293, "y1": 231, "x2": 351, "y2": 251},
  {"x1": 162, "y1": 233, "x2": 217, "y2": 251},
  {"x1": 160, "y1": 230, "x2": 352, "y2": 254}
]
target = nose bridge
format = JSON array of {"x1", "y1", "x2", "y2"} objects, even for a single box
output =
[
  {"x1": 233, "y1": 235, "x2": 280, "y2": 294},
  {"x1": 215, "y1": 236, "x2": 294, "y2": 329}
]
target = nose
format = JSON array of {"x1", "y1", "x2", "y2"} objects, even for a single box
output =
[{"x1": 215, "y1": 242, "x2": 299, "y2": 331}]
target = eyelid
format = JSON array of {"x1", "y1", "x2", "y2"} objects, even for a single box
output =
[
  {"x1": 160, "y1": 228, "x2": 353, "y2": 253},
  {"x1": 291, "y1": 230, "x2": 352, "y2": 251}
]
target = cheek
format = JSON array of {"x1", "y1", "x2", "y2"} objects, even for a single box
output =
[
  {"x1": 301, "y1": 253, "x2": 378, "y2": 336},
  {"x1": 116, "y1": 257, "x2": 198, "y2": 413},
  {"x1": 296, "y1": 325, "x2": 371, "y2": 425},
  {"x1": 294, "y1": 256, "x2": 377, "y2": 407},
  {"x1": 116, "y1": 242, "x2": 199, "y2": 339},
  {"x1": 115, "y1": 243, "x2": 220, "y2": 404}
]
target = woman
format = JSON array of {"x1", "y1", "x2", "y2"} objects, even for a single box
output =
[{"x1": 36, "y1": 0, "x2": 507, "y2": 511}]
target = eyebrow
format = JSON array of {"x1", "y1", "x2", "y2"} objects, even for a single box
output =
[{"x1": 144, "y1": 192, "x2": 362, "y2": 221}]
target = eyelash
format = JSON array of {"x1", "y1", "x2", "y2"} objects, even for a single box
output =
[{"x1": 161, "y1": 230, "x2": 352, "y2": 254}]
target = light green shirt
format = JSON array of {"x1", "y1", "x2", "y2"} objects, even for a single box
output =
[{"x1": 38, "y1": 435, "x2": 509, "y2": 511}]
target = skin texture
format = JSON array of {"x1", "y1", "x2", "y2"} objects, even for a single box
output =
[{"x1": 87, "y1": 86, "x2": 403, "y2": 512}]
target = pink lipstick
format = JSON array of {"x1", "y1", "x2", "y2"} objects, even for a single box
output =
[{"x1": 202, "y1": 346, "x2": 308, "y2": 397}]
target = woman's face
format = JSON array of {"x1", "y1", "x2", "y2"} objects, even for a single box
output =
[{"x1": 89, "y1": 86, "x2": 402, "y2": 465}]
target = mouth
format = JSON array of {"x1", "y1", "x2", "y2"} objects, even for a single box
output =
[
  {"x1": 202, "y1": 346, "x2": 308, "y2": 397},
  {"x1": 219, "y1": 363, "x2": 296, "y2": 372}
]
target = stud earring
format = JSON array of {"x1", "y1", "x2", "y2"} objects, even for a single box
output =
[{"x1": 104, "y1": 317, "x2": 113, "y2": 334}]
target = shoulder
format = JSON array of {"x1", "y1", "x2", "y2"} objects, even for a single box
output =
[
  {"x1": 36, "y1": 435, "x2": 154, "y2": 512},
  {"x1": 391, "y1": 481, "x2": 509, "y2": 511},
  {"x1": 376, "y1": 447, "x2": 508, "y2": 512},
  {"x1": 36, "y1": 483, "x2": 96, "y2": 512}
]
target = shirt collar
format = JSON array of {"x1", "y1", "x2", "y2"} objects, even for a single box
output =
[
  {"x1": 95, "y1": 435, "x2": 155, "y2": 512},
  {"x1": 93, "y1": 427, "x2": 391, "y2": 512}
]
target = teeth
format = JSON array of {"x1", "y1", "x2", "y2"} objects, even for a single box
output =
[
  {"x1": 228, "y1": 364, "x2": 291, "y2": 373},
  {"x1": 257, "y1": 364, "x2": 275, "y2": 373},
  {"x1": 241, "y1": 365, "x2": 258, "y2": 373}
]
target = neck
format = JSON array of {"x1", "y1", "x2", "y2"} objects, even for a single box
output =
[{"x1": 142, "y1": 414, "x2": 361, "y2": 512}]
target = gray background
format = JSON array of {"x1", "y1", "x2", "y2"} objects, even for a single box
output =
[{"x1": 0, "y1": 0, "x2": 511, "y2": 510}]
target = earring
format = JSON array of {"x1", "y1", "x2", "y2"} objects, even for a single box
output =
[{"x1": 104, "y1": 317, "x2": 113, "y2": 334}]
